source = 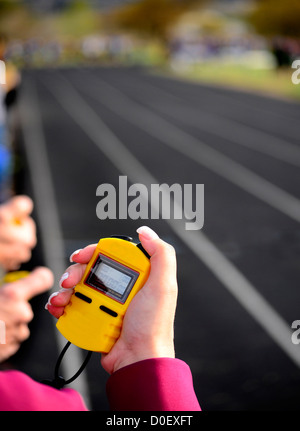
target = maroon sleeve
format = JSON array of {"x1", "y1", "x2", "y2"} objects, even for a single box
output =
[
  {"x1": 106, "y1": 358, "x2": 201, "y2": 411},
  {"x1": 0, "y1": 370, "x2": 88, "y2": 411}
]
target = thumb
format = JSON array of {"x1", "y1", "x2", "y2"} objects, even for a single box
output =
[
  {"x1": 136, "y1": 226, "x2": 177, "y2": 294},
  {"x1": 2, "y1": 267, "x2": 54, "y2": 301}
]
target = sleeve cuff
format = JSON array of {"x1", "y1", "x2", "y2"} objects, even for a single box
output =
[{"x1": 106, "y1": 357, "x2": 201, "y2": 411}]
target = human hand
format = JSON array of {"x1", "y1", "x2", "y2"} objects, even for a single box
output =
[
  {"x1": 0, "y1": 195, "x2": 37, "y2": 271},
  {"x1": 0, "y1": 267, "x2": 54, "y2": 362},
  {"x1": 46, "y1": 227, "x2": 178, "y2": 374}
]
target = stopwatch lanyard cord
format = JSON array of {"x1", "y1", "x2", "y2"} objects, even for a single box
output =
[
  {"x1": 55, "y1": 341, "x2": 93, "y2": 385},
  {"x1": 42, "y1": 341, "x2": 92, "y2": 389}
]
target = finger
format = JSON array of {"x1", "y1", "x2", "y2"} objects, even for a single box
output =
[
  {"x1": 69, "y1": 244, "x2": 97, "y2": 264},
  {"x1": 5, "y1": 323, "x2": 30, "y2": 344},
  {"x1": 18, "y1": 302, "x2": 34, "y2": 323},
  {"x1": 45, "y1": 287, "x2": 75, "y2": 319},
  {"x1": 46, "y1": 303, "x2": 65, "y2": 319},
  {"x1": 4, "y1": 323, "x2": 30, "y2": 345},
  {"x1": 21, "y1": 267, "x2": 54, "y2": 300},
  {"x1": 0, "y1": 216, "x2": 36, "y2": 247},
  {"x1": 10, "y1": 195, "x2": 34, "y2": 217},
  {"x1": 0, "y1": 342, "x2": 21, "y2": 361},
  {"x1": 1, "y1": 267, "x2": 54, "y2": 301},
  {"x1": 0, "y1": 257, "x2": 21, "y2": 271},
  {"x1": 15, "y1": 323, "x2": 30, "y2": 342},
  {"x1": 46, "y1": 242, "x2": 108, "y2": 318},
  {"x1": 0, "y1": 195, "x2": 34, "y2": 222},
  {"x1": 0, "y1": 242, "x2": 32, "y2": 264},
  {"x1": 59, "y1": 263, "x2": 88, "y2": 289},
  {"x1": 46, "y1": 288, "x2": 74, "y2": 308},
  {"x1": 45, "y1": 261, "x2": 89, "y2": 318},
  {"x1": 13, "y1": 216, "x2": 37, "y2": 248},
  {"x1": 0, "y1": 300, "x2": 33, "y2": 324}
]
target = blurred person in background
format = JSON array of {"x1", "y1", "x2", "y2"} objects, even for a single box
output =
[
  {"x1": 0, "y1": 33, "x2": 54, "y2": 371},
  {"x1": 0, "y1": 33, "x2": 12, "y2": 202},
  {"x1": 0, "y1": 267, "x2": 53, "y2": 363},
  {"x1": 0, "y1": 194, "x2": 54, "y2": 363},
  {"x1": 0, "y1": 42, "x2": 58, "y2": 408},
  {"x1": 0, "y1": 33, "x2": 21, "y2": 202},
  {"x1": 0, "y1": 195, "x2": 36, "y2": 272}
]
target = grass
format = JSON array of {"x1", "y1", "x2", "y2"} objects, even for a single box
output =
[{"x1": 164, "y1": 61, "x2": 300, "y2": 103}]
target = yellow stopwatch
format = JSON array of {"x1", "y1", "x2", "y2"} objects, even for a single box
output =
[
  {"x1": 0, "y1": 270, "x2": 30, "y2": 285},
  {"x1": 56, "y1": 235, "x2": 150, "y2": 353}
]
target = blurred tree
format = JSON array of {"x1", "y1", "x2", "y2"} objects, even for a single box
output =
[
  {"x1": 249, "y1": 0, "x2": 300, "y2": 67},
  {"x1": 0, "y1": 0, "x2": 20, "y2": 15},
  {"x1": 107, "y1": 0, "x2": 205, "y2": 42},
  {"x1": 50, "y1": 0, "x2": 103, "y2": 39},
  {"x1": 249, "y1": 0, "x2": 300, "y2": 38},
  {"x1": 0, "y1": 1, "x2": 36, "y2": 40}
]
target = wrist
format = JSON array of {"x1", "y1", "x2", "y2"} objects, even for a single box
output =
[{"x1": 112, "y1": 345, "x2": 175, "y2": 373}]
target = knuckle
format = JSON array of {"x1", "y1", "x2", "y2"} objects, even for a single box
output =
[
  {"x1": 160, "y1": 240, "x2": 176, "y2": 259},
  {"x1": 166, "y1": 242, "x2": 176, "y2": 256},
  {"x1": 1, "y1": 285, "x2": 19, "y2": 300},
  {"x1": 19, "y1": 303, "x2": 34, "y2": 323},
  {"x1": 18, "y1": 324, "x2": 30, "y2": 341}
]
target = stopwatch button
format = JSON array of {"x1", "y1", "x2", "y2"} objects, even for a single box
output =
[
  {"x1": 75, "y1": 291, "x2": 92, "y2": 304},
  {"x1": 99, "y1": 305, "x2": 118, "y2": 317},
  {"x1": 110, "y1": 235, "x2": 133, "y2": 242}
]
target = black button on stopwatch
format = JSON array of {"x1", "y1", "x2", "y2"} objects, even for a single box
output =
[
  {"x1": 109, "y1": 236, "x2": 149, "y2": 258},
  {"x1": 99, "y1": 305, "x2": 118, "y2": 317},
  {"x1": 75, "y1": 291, "x2": 92, "y2": 304}
]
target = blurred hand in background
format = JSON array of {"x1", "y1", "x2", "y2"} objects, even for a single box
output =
[
  {"x1": 0, "y1": 195, "x2": 36, "y2": 271},
  {"x1": 0, "y1": 267, "x2": 54, "y2": 362}
]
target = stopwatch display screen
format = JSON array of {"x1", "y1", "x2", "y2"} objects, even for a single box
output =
[
  {"x1": 85, "y1": 254, "x2": 139, "y2": 303},
  {"x1": 95, "y1": 263, "x2": 131, "y2": 295}
]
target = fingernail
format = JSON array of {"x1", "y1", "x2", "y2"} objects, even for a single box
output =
[
  {"x1": 69, "y1": 249, "x2": 82, "y2": 262},
  {"x1": 44, "y1": 291, "x2": 59, "y2": 310},
  {"x1": 59, "y1": 272, "x2": 69, "y2": 288},
  {"x1": 136, "y1": 226, "x2": 159, "y2": 240},
  {"x1": 58, "y1": 287, "x2": 74, "y2": 293}
]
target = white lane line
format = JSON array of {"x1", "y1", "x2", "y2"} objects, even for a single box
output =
[
  {"x1": 42, "y1": 72, "x2": 300, "y2": 368},
  {"x1": 73, "y1": 72, "x2": 300, "y2": 224},
  {"x1": 96, "y1": 74, "x2": 300, "y2": 167},
  {"x1": 147, "y1": 71, "x2": 300, "y2": 141},
  {"x1": 153, "y1": 100, "x2": 300, "y2": 168},
  {"x1": 18, "y1": 77, "x2": 91, "y2": 408}
]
